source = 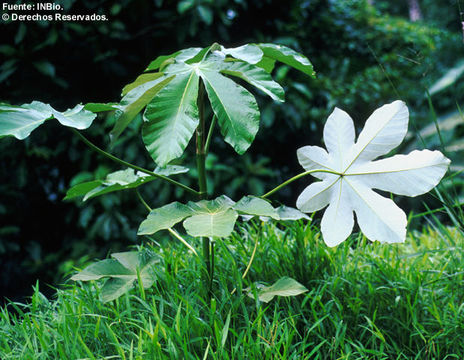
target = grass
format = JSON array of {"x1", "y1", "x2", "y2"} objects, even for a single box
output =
[{"x1": 1, "y1": 217, "x2": 464, "y2": 359}]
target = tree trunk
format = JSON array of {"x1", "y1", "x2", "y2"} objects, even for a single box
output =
[{"x1": 407, "y1": 0, "x2": 422, "y2": 22}]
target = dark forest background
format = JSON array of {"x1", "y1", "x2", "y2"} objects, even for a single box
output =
[{"x1": 1, "y1": 0, "x2": 463, "y2": 304}]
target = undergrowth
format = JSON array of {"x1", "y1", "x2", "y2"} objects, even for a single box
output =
[{"x1": 1, "y1": 219, "x2": 464, "y2": 359}]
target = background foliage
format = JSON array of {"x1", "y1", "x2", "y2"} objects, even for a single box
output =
[{"x1": 1, "y1": 0, "x2": 462, "y2": 303}]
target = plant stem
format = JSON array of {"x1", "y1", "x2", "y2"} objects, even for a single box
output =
[
  {"x1": 261, "y1": 169, "x2": 340, "y2": 198},
  {"x1": 71, "y1": 128, "x2": 200, "y2": 196},
  {"x1": 196, "y1": 80, "x2": 212, "y2": 294}
]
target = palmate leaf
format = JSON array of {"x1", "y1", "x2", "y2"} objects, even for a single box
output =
[
  {"x1": 142, "y1": 63, "x2": 200, "y2": 166},
  {"x1": 135, "y1": 43, "x2": 314, "y2": 165},
  {"x1": 296, "y1": 101, "x2": 450, "y2": 247},
  {"x1": 71, "y1": 251, "x2": 161, "y2": 303},
  {"x1": 0, "y1": 101, "x2": 96, "y2": 140},
  {"x1": 64, "y1": 165, "x2": 188, "y2": 201}
]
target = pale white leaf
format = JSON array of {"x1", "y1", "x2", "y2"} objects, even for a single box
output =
[
  {"x1": 350, "y1": 100, "x2": 408, "y2": 163},
  {"x1": 320, "y1": 179, "x2": 354, "y2": 247},
  {"x1": 295, "y1": 100, "x2": 450, "y2": 247},
  {"x1": 348, "y1": 149, "x2": 450, "y2": 196},
  {"x1": 323, "y1": 107, "x2": 355, "y2": 171},
  {"x1": 296, "y1": 178, "x2": 338, "y2": 213},
  {"x1": 345, "y1": 178, "x2": 407, "y2": 243},
  {"x1": 296, "y1": 145, "x2": 335, "y2": 180}
]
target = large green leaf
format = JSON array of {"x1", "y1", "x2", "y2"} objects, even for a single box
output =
[
  {"x1": 220, "y1": 61, "x2": 284, "y2": 102},
  {"x1": 247, "y1": 277, "x2": 308, "y2": 303},
  {"x1": 199, "y1": 66, "x2": 259, "y2": 155},
  {"x1": 71, "y1": 251, "x2": 161, "y2": 303},
  {"x1": 0, "y1": 101, "x2": 96, "y2": 140},
  {"x1": 256, "y1": 43, "x2": 315, "y2": 78},
  {"x1": 110, "y1": 74, "x2": 175, "y2": 144},
  {"x1": 183, "y1": 195, "x2": 238, "y2": 237},
  {"x1": 64, "y1": 166, "x2": 188, "y2": 201},
  {"x1": 233, "y1": 196, "x2": 280, "y2": 219},
  {"x1": 138, "y1": 202, "x2": 193, "y2": 235},
  {"x1": 143, "y1": 63, "x2": 200, "y2": 166}
]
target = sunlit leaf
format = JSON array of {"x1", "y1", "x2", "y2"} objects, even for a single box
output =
[{"x1": 0, "y1": 101, "x2": 96, "y2": 140}]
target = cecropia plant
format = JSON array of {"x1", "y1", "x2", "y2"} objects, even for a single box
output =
[{"x1": 296, "y1": 100, "x2": 450, "y2": 246}]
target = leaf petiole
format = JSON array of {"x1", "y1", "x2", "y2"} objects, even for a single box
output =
[
  {"x1": 72, "y1": 128, "x2": 200, "y2": 196},
  {"x1": 204, "y1": 115, "x2": 217, "y2": 155},
  {"x1": 261, "y1": 169, "x2": 340, "y2": 198}
]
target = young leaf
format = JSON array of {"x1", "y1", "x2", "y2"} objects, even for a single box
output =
[
  {"x1": 233, "y1": 196, "x2": 280, "y2": 219},
  {"x1": 138, "y1": 202, "x2": 193, "y2": 235},
  {"x1": 143, "y1": 63, "x2": 200, "y2": 166},
  {"x1": 0, "y1": 101, "x2": 96, "y2": 140},
  {"x1": 256, "y1": 43, "x2": 315, "y2": 78},
  {"x1": 246, "y1": 277, "x2": 308, "y2": 303},
  {"x1": 183, "y1": 195, "x2": 238, "y2": 237},
  {"x1": 296, "y1": 101, "x2": 450, "y2": 246},
  {"x1": 199, "y1": 66, "x2": 259, "y2": 155},
  {"x1": 275, "y1": 206, "x2": 310, "y2": 221},
  {"x1": 64, "y1": 166, "x2": 188, "y2": 201},
  {"x1": 71, "y1": 251, "x2": 161, "y2": 303},
  {"x1": 101, "y1": 278, "x2": 136, "y2": 303},
  {"x1": 70, "y1": 259, "x2": 133, "y2": 281}
]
